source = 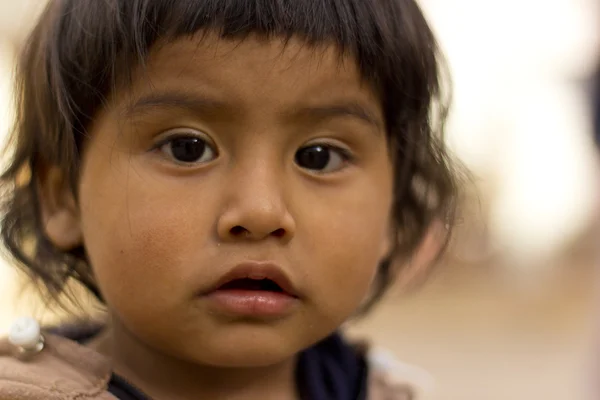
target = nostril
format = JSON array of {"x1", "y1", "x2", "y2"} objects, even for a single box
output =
[
  {"x1": 230, "y1": 226, "x2": 247, "y2": 236},
  {"x1": 272, "y1": 228, "x2": 286, "y2": 238},
  {"x1": 227, "y1": 226, "x2": 286, "y2": 238}
]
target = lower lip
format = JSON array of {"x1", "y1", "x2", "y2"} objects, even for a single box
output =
[{"x1": 204, "y1": 289, "x2": 298, "y2": 318}]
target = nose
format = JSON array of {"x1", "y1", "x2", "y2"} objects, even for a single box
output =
[{"x1": 217, "y1": 163, "x2": 296, "y2": 242}]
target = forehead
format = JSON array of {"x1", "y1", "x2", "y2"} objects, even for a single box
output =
[{"x1": 117, "y1": 33, "x2": 382, "y2": 116}]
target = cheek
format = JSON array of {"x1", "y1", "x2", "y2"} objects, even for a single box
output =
[
  {"x1": 300, "y1": 172, "x2": 393, "y2": 319},
  {"x1": 78, "y1": 158, "x2": 216, "y2": 320}
]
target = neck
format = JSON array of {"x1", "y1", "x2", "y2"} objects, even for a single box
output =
[{"x1": 87, "y1": 318, "x2": 299, "y2": 400}]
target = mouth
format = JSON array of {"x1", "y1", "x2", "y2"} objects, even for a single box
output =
[
  {"x1": 202, "y1": 262, "x2": 300, "y2": 318},
  {"x1": 209, "y1": 262, "x2": 299, "y2": 297},
  {"x1": 217, "y1": 278, "x2": 287, "y2": 293}
]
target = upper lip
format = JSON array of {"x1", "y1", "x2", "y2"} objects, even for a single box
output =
[{"x1": 209, "y1": 262, "x2": 299, "y2": 297}]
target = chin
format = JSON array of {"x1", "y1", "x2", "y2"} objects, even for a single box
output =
[
  {"x1": 180, "y1": 327, "x2": 310, "y2": 368},
  {"x1": 196, "y1": 343, "x2": 296, "y2": 368}
]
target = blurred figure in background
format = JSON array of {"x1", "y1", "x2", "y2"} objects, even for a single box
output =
[{"x1": 595, "y1": 61, "x2": 600, "y2": 145}]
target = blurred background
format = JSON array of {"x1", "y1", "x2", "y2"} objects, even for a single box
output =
[{"x1": 0, "y1": 1, "x2": 599, "y2": 399}]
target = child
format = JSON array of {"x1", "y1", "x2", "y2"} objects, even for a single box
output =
[{"x1": 0, "y1": 0, "x2": 457, "y2": 399}]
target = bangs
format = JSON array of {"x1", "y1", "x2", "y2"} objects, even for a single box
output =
[
  {"x1": 128, "y1": 0, "x2": 383, "y2": 79},
  {"x1": 59, "y1": 0, "x2": 388, "y2": 78},
  {"x1": 49, "y1": 0, "x2": 438, "y2": 135}
]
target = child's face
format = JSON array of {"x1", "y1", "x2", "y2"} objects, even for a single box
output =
[{"x1": 73, "y1": 34, "x2": 393, "y2": 366}]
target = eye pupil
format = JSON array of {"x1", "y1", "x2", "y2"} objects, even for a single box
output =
[
  {"x1": 170, "y1": 137, "x2": 206, "y2": 163},
  {"x1": 295, "y1": 146, "x2": 330, "y2": 170}
]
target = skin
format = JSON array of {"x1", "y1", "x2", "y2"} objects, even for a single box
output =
[{"x1": 46, "y1": 33, "x2": 395, "y2": 400}]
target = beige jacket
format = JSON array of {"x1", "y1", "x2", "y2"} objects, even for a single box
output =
[{"x1": 0, "y1": 333, "x2": 426, "y2": 400}]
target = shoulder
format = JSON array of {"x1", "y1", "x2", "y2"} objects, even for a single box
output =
[
  {"x1": 0, "y1": 327, "x2": 114, "y2": 400},
  {"x1": 362, "y1": 344, "x2": 435, "y2": 400}
]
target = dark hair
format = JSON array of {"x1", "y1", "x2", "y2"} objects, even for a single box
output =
[{"x1": 1, "y1": 0, "x2": 458, "y2": 313}]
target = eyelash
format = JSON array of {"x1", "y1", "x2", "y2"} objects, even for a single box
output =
[{"x1": 151, "y1": 131, "x2": 210, "y2": 148}]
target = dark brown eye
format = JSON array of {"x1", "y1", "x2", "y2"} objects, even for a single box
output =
[
  {"x1": 160, "y1": 136, "x2": 216, "y2": 165},
  {"x1": 295, "y1": 145, "x2": 348, "y2": 173}
]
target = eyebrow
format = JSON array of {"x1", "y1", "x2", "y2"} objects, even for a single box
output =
[
  {"x1": 123, "y1": 91, "x2": 229, "y2": 117},
  {"x1": 124, "y1": 91, "x2": 383, "y2": 131},
  {"x1": 291, "y1": 103, "x2": 383, "y2": 131}
]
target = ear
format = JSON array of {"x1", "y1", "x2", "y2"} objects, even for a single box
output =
[
  {"x1": 379, "y1": 224, "x2": 395, "y2": 260},
  {"x1": 38, "y1": 167, "x2": 82, "y2": 251},
  {"x1": 395, "y1": 219, "x2": 447, "y2": 288}
]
